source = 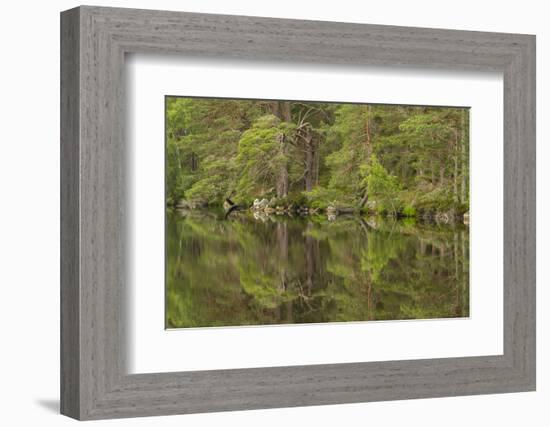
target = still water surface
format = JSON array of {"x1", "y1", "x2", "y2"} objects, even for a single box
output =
[{"x1": 166, "y1": 210, "x2": 469, "y2": 328}]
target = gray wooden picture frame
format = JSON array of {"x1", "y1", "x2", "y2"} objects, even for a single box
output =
[{"x1": 60, "y1": 5, "x2": 536, "y2": 420}]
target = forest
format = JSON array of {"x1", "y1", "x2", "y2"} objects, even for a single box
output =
[
  {"x1": 165, "y1": 97, "x2": 470, "y2": 328},
  {"x1": 166, "y1": 97, "x2": 469, "y2": 221}
]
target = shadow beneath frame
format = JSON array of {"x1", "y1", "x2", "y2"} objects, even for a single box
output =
[{"x1": 35, "y1": 399, "x2": 59, "y2": 414}]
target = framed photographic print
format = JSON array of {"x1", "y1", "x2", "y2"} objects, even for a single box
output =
[
  {"x1": 164, "y1": 97, "x2": 471, "y2": 330},
  {"x1": 61, "y1": 5, "x2": 536, "y2": 420}
]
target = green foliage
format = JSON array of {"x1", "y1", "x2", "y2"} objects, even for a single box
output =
[
  {"x1": 303, "y1": 187, "x2": 343, "y2": 209},
  {"x1": 414, "y1": 186, "x2": 467, "y2": 217},
  {"x1": 234, "y1": 114, "x2": 287, "y2": 200},
  {"x1": 166, "y1": 98, "x2": 469, "y2": 216},
  {"x1": 366, "y1": 155, "x2": 402, "y2": 214},
  {"x1": 324, "y1": 105, "x2": 372, "y2": 199},
  {"x1": 402, "y1": 205, "x2": 417, "y2": 217}
]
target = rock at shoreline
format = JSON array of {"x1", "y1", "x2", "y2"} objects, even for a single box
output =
[
  {"x1": 252, "y1": 198, "x2": 269, "y2": 210},
  {"x1": 435, "y1": 211, "x2": 453, "y2": 225}
]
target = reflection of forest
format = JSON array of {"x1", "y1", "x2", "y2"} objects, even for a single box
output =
[{"x1": 166, "y1": 211, "x2": 469, "y2": 328}]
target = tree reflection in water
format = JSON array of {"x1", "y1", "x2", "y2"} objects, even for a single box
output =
[{"x1": 166, "y1": 210, "x2": 469, "y2": 328}]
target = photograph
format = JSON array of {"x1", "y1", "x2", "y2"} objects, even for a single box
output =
[
  {"x1": 48, "y1": 2, "x2": 538, "y2": 422},
  {"x1": 165, "y1": 97, "x2": 470, "y2": 329}
]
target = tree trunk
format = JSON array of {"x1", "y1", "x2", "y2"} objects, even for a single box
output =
[
  {"x1": 453, "y1": 232, "x2": 459, "y2": 280},
  {"x1": 359, "y1": 105, "x2": 373, "y2": 207},
  {"x1": 364, "y1": 105, "x2": 372, "y2": 152},
  {"x1": 270, "y1": 101, "x2": 280, "y2": 117},
  {"x1": 279, "y1": 101, "x2": 292, "y2": 122},
  {"x1": 174, "y1": 145, "x2": 183, "y2": 176},
  {"x1": 313, "y1": 138, "x2": 320, "y2": 187},
  {"x1": 304, "y1": 131, "x2": 316, "y2": 192},
  {"x1": 460, "y1": 230, "x2": 468, "y2": 316},
  {"x1": 453, "y1": 232, "x2": 460, "y2": 313},
  {"x1": 460, "y1": 109, "x2": 468, "y2": 204},
  {"x1": 277, "y1": 222, "x2": 288, "y2": 292},
  {"x1": 453, "y1": 129, "x2": 459, "y2": 202},
  {"x1": 276, "y1": 160, "x2": 289, "y2": 198},
  {"x1": 304, "y1": 223, "x2": 318, "y2": 296},
  {"x1": 359, "y1": 190, "x2": 369, "y2": 209},
  {"x1": 272, "y1": 101, "x2": 291, "y2": 198},
  {"x1": 190, "y1": 151, "x2": 197, "y2": 171}
]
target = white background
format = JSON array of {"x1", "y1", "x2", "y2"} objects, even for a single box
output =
[
  {"x1": 0, "y1": 0, "x2": 547, "y2": 426},
  {"x1": 128, "y1": 57, "x2": 503, "y2": 373}
]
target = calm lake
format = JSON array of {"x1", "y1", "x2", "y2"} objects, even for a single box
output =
[{"x1": 166, "y1": 210, "x2": 469, "y2": 329}]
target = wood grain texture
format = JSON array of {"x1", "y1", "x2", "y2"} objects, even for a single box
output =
[
  {"x1": 60, "y1": 7, "x2": 80, "y2": 419},
  {"x1": 60, "y1": 5, "x2": 536, "y2": 420}
]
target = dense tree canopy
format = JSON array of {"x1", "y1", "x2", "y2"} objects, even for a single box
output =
[{"x1": 166, "y1": 97, "x2": 469, "y2": 218}]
